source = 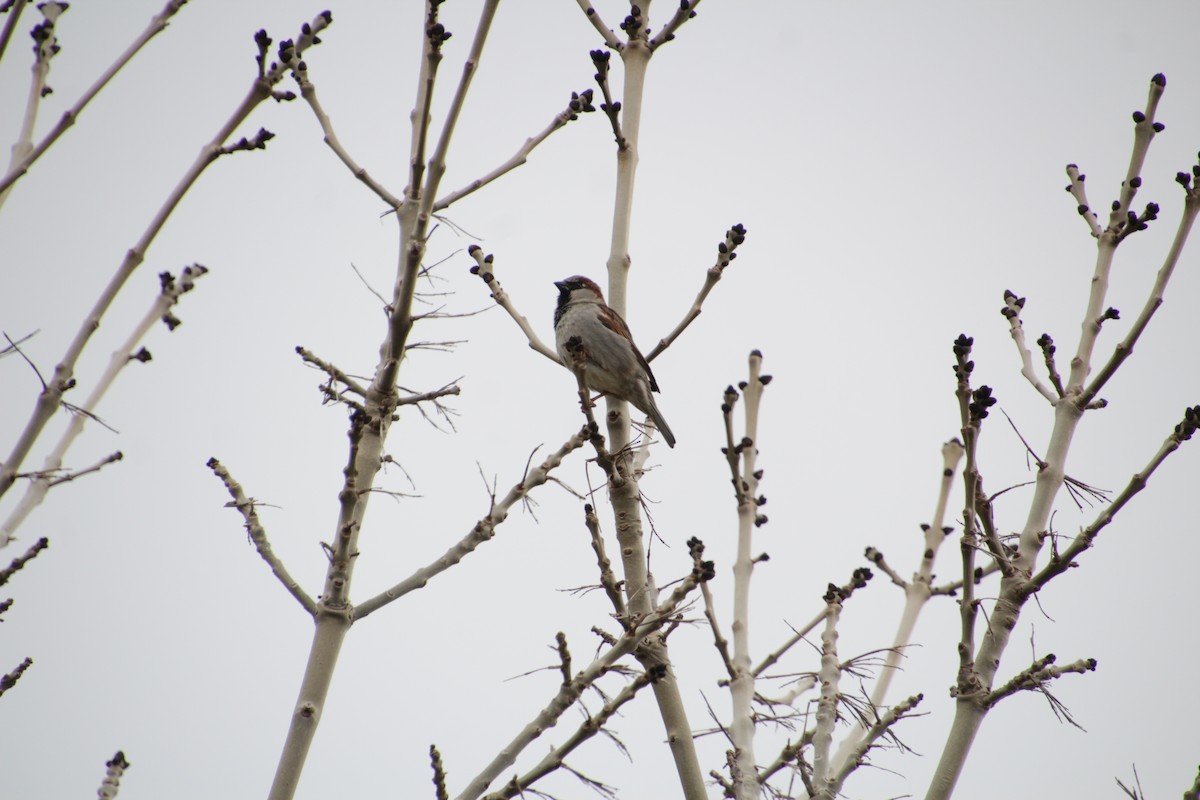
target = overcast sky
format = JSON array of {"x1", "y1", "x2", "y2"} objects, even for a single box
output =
[{"x1": 2, "y1": 2, "x2": 1198, "y2": 799}]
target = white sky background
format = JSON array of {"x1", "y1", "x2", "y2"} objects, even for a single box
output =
[{"x1": 2, "y1": 1, "x2": 1198, "y2": 798}]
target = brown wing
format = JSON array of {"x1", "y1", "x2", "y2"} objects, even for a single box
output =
[{"x1": 596, "y1": 306, "x2": 660, "y2": 393}]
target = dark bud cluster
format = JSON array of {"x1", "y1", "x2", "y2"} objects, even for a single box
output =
[
  {"x1": 278, "y1": 38, "x2": 295, "y2": 67},
  {"x1": 687, "y1": 536, "x2": 716, "y2": 581},
  {"x1": 1178, "y1": 160, "x2": 1200, "y2": 192},
  {"x1": 1000, "y1": 289, "x2": 1026, "y2": 320},
  {"x1": 424, "y1": 0, "x2": 450, "y2": 48},
  {"x1": 851, "y1": 566, "x2": 873, "y2": 589},
  {"x1": 620, "y1": 4, "x2": 646, "y2": 35},
  {"x1": 178, "y1": 263, "x2": 208, "y2": 291},
  {"x1": 1118, "y1": 201, "x2": 1160, "y2": 240},
  {"x1": 427, "y1": 22, "x2": 451, "y2": 47},
  {"x1": 1036, "y1": 333, "x2": 1056, "y2": 356},
  {"x1": 969, "y1": 385, "x2": 996, "y2": 422},
  {"x1": 721, "y1": 384, "x2": 739, "y2": 414},
  {"x1": 590, "y1": 48, "x2": 611, "y2": 79},
  {"x1": 1175, "y1": 405, "x2": 1200, "y2": 440},
  {"x1": 1101, "y1": 307, "x2": 1120, "y2": 322},
  {"x1": 30, "y1": 8, "x2": 63, "y2": 61},
  {"x1": 568, "y1": 89, "x2": 595, "y2": 119},
  {"x1": 952, "y1": 334, "x2": 974, "y2": 381},
  {"x1": 254, "y1": 29, "x2": 272, "y2": 73},
  {"x1": 716, "y1": 223, "x2": 748, "y2": 268}
]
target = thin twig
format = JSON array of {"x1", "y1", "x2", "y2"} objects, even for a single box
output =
[
  {"x1": 645, "y1": 224, "x2": 747, "y2": 362},
  {"x1": 294, "y1": 67, "x2": 404, "y2": 209},
  {"x1": 434, "y1": 88, "x2": 595, "y2": 211},
  {"x1": 985, "y1": 654, "x2": 1097, "y2": 707},
  {"x1": 295, "y1": 345, "x2": 370, "y2": 397},
  {"x1": 354, "y1": 429, "x2": 586, "y2": 620},
  {"x1": 583, "y1": 503, "x2": 626, "y2": 620},
  {"x1": 574, "y1": 0, "x2": 623, "y2": 50},
  {"x1": 649, "y1": 0, "x2": 704, "y2": 49},
  {"x1": 1000, "y1": 290, "x2": 1059, "y2": 403},
  {"x1": 467, "y1": 247, "x2": 561, "y2": 362},
  {"x1": 208, "y1": 458, "x2": 316, "y2": 615},
  {"x1": 1063, "y1": 164, "x2": 1104, "y2": 238},
  {"x1": 44, "y1": 451, "x2": 124, "y2": 487}
]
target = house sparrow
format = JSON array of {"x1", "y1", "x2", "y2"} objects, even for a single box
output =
[{"x1": 553, "y1": 276, "x2": 676, "y2": 448}]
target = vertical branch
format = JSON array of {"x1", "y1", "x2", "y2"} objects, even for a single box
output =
[
  {"x1": 423, "y1": 0, "x2": 500, "y2": 207},
  {"x1": 603, "y1": 36, "x2": 648, "y2": 322},
  {"x1": 830, "y1": 438, "x2": 963, "y2": 771},
  {"x1": 1016, "y1": 74, "x2": 1166, "y2": 574},
  {"x1": 923, "y1": 337, "x2": 997, "y2": 800},
  {"x1": 584, "y1": 7, "x2": 706, "y2": 797},
  {"x1": 810, "y1": 592, "x2": 843, "y2": 798},
  {"x1": 729, "y1": 351, "x2": 767, "y2": 799},
  {"x1": 267, "y1": 6, "x2": 501, "y2": 797}
]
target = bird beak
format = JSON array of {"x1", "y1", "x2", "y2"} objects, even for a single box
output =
[{"x1": 554, "y1": 280, "x2": 569, "y2": 292}]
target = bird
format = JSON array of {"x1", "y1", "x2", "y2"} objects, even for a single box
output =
[{"x1": 553, "y1": 275, "x2": 676, "y2": 448}]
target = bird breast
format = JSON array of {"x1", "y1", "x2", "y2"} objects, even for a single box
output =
[{"x1": 556, "y1": 305, "x2": 639, "y2": 396}]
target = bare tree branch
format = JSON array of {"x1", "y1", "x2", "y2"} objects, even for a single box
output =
[
  {"x1": 208, "y1": 458, "x2": 316, "y2": 616},
  {"x1": 0, "y1": 0, "x2": 188, "y2": 201},
  {"x1": 645, "y1": 224, "x2": 747, "y2": 362},
  {"x1": 354, "y1": 429, "x2": 586, "y2": 620},
  {"x1": 468, "y1": 246, "x2": 561, "y2": 363}
]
